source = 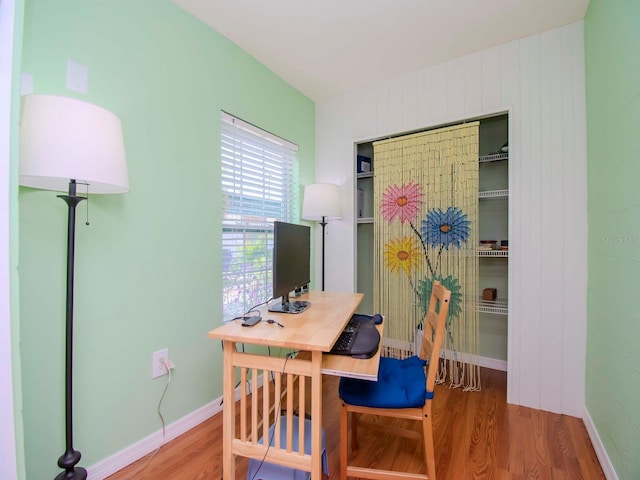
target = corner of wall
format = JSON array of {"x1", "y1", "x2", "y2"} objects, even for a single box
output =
[{"x1": 582, "y1": 407, "x2": 619, "y2": 480}]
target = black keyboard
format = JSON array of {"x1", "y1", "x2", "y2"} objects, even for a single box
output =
[{"x1": 330, "y1": 314, "x2": 381, "y2": 359}]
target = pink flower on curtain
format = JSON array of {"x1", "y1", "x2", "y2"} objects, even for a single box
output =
[{"x1": 380, "y1": 181, "x2": 424, "y2": 223}]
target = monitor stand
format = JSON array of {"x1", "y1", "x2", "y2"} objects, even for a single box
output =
[{"x1": 268, "y1": 294, "x2": 310, "y2": 314}]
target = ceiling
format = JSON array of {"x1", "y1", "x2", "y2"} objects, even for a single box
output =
[{"x1": 172, "y1": 0, "x2": 589, "y2": 102}]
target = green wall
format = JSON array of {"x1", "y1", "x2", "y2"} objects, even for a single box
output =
[
  {"x1": 18, "y1": 1, "x2": 315, "y2": 478},
  {"x1": 585, "y1": 1, "x2": 640, "y2": 478}
]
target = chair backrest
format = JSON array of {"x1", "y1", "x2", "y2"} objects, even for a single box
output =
[{"x1": 419, "y1": 280, "x2": 451, "y2": 396}]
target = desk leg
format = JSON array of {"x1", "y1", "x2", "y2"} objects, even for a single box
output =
[
  {"x1": 311, "y1": 351, "x2": 322, "y2": 480},
  {"x1": 222, "y1": 341, "x2": 236, "y2": 480}
]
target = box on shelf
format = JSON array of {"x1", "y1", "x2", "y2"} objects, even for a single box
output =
[
  {"x1": 357, "y1": 188, "x2": 365, "y2": 217},
  {"x1": 482, "y1": 288, "x2": 497, "y2": 301},
  {"x1": 357, "y1": 155, "x2": 371, "y2": 173}
]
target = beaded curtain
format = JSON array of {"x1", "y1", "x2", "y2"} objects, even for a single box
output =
[{"x1": 373, "y1": 123, "x2": 481, "y2": 391}]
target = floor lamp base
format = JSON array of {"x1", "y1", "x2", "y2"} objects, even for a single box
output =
[
  {"x1": 54, "y1": 467, "x2": 87, "y2": 480},
  {"x1": 55, "y1": 448, "x2": 86, "y2": 480}
]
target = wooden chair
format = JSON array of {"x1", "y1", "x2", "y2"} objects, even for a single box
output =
[{"x1": 338, "y1": 281, "x2": 451, "y2": 480}]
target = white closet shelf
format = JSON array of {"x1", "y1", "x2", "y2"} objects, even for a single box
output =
[
  {"x1": 357, "y1": 171, "x2": 374, "y2": 179},
  {"x1": 479, "y1": 153, "x2": 508, "y2": 163},
  {"x1": 476, "y1": 298, "x2": 508, "y2": 315},
  {"x1": 478, "y1": 250, "x2": 508, "y2": 257},
  {"x1": 479, "y1": 189, "x2": 509, "y2": 199}
]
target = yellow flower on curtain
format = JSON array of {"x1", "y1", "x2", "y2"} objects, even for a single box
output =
[{"x1": 384, "y1": 236, "x2": 422, "y2": 277}]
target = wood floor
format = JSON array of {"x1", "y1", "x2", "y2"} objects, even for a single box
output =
[{"x1": 106, "y1": 368, "x2": 605, "y2": 479}]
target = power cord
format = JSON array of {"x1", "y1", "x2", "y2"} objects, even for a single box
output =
[
  {"x1": 126, "y1": 357, "x2": 172, "y2": 479},
  {"x1": 226, "y1": 297, "x2": 272, "y2": 324},
  {"x1": 246, "y1": 297, "x2": 273, "y2": 315}
]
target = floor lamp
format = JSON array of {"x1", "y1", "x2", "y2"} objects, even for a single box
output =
[
  {"x1": 301, "y1": 183, "x2": 342, "y2": 291},
  {"x1": 19, "y1": 95, "x2": 130, "y2": 480}
]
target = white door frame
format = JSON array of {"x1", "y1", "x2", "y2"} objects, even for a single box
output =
[{"x1": 1, "y1": 0, "x2": 19, "y2": 478}]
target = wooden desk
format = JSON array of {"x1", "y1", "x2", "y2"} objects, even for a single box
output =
[{"x1": 208, "y1": 291, "x2": 379, "y2": 480}]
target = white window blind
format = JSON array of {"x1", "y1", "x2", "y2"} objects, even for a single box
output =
[{"x1": 221, "y1": 112, "x2": 299, "y2": 321}]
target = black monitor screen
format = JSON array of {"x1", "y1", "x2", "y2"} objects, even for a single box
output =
[{"x1": 269, "y1": 221, "x2": 310, "y2": 314}]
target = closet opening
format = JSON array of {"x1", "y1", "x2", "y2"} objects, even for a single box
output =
[{"x1": 354, "y1": 112, "x2": 509, "y2": 389}]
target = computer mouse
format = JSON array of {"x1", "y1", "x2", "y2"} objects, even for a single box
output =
[{"x1": 372, "y1": 314, "x2": 383, "y2": 324}]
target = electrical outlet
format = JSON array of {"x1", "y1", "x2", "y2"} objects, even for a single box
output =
[
  {"x1": 66, "y1": 60, "x2": 88, "y2": 94},
  {"x1": 152, "y1": 348, "x2": 171, "y2": 379}
]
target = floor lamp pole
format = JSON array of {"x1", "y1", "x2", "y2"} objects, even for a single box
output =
[
  {"x1": 55, "y1": 179, "x2": 87, "y2": 480},
  {"x1": 320, "y1": 216, "x2": 327, "y2": 291}
]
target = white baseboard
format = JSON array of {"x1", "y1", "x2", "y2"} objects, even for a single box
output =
[
  {"x1": 87, "y1": 374, "x2": 264, "y2": 480},
  {"x1": 582, "y1": 407, "x2": 619, "y2": 480},
  {"x1": 87, "y1": 397, "x2": 223, "y2": 479},
  {"x1": 413, "y1": 330, "x2": 508, "y2": 372},
  {"x1": 443, "y1": 349, "x2": 508, "y2": 372}
]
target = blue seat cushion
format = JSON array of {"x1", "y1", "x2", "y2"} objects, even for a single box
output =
[{"x1": 339, "y1": 356, "x2": 429, "y2": 408}]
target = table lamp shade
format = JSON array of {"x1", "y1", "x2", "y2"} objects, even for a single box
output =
[
  {"x1": 19, "y1": 94, "x2": 129, "y2": 194},
  {"x1": 302, "y1": 183, "x2": 342, "y2": 220}
]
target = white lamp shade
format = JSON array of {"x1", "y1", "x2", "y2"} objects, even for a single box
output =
[
  {"x1": 19, "y1": 94, "x2": 129, "y2": 194},
  {"x1": 302, "y1": 183, "x2": 342, "y2": 220}
]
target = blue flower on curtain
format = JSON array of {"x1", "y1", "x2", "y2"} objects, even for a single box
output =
[{"x1": 422, "y1": 207, "x2": 471, "y2": 249}]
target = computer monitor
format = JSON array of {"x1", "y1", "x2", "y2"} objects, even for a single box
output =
[{"x1": 268, "y1": 221, "x2": 311, "y2": 314}]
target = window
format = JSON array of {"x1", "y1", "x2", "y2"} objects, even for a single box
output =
[{"x1": 221, "y1": 112, "x2": 299, "y2": 321}]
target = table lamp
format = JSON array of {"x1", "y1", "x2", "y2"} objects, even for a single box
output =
[
  {"x1": 19, "y1": 94, "x2": 129, "y2": 480},
  {"x1": 301, "y1": 183, "x2": 342, "y2": 291}
]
